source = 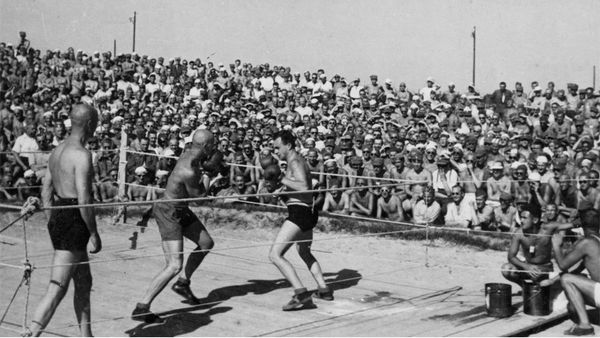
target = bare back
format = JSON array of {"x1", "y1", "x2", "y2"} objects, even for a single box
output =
[
  {"x1": 583, "y1": 236, "x2": 600, "y2": 281},
  {"x1": 49, "y1": 140, "x2": 92, "y2": 199}
]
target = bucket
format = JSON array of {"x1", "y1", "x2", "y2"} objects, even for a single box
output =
[
  {"x1": 485, "y1": 283, "x2": 512, "y2": 318},
  {"x1": 523, "y1": 280, "x2": 551, "y2": 316}
]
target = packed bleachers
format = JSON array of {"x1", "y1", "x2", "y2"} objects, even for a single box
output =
[{"x1": 1, "y1": 31, "x2": 600, "y2": 231}]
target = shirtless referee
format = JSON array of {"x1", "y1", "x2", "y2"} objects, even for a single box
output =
[
  {"x1": 29, "y1": 104, "x2": 100, "y2": 337},
  {"x1": 132, "y1": 130, "x2": 217, "y2": 323},
  {"x1": 267, "y1": 130, "x2": 332, "y2": 311}
]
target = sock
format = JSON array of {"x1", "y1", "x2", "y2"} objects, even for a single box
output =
[
  {"x1": 294, "y1": 287, "x2": 308, "y2": 295},
  {"x1": 318, "y1": 286, "x2": 330, "y2": 293},
  {"x1": 136, "y1": 302, "x2": 149, "y2": 310},
  {"x1": 177, "y1": 277, "x2": 190, "y2": 285}
]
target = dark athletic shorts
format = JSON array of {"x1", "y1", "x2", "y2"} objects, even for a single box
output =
[
  {"x1": 153, "y1": 201, "x2": 201, "y2": 241},
  {"x1": 47, "y1": 197, "x2": 90, "y2": 251},
  {"x1": 286, "y1": 204, "x2": 318, "y2": 232}
]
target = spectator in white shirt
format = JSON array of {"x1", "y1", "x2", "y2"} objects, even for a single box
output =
[
  {"x1": 12, "y1": 123, "x2": 39, "y2": 168},
  {"x1": 445, "y1": 185, "x2": 479, "y2": 228}
]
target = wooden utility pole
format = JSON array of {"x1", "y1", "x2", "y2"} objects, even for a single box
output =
[
  {"x1": 113, "y1": 39, "x2": 116, "y2": 57},
  {"x1": 472, "y1": 26, "x2": 476, "y2": 86},
  {"x1": 132, "y1": 11, "x2": 137, "y2": 52}
]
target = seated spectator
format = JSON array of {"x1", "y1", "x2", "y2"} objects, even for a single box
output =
[
  {"x1": 322, "y1": 179, "x2": 349, "y2": 214},
  {"x1": 99, "y1": 168, "x2": 120, "y2": 203},
  {"x1": 487, "y1": 161, "x2": 511, "y2": 207},
  {"x1": 474, "y1": 190, "x2": 496, "y2": 231},
  {"x1": 125, "y1": 137, "x2": 158, "y2": 182},
  {"x1": 432, "y1": 153, "x2": 458, "y2": 207},
  {"x1": 11, "y1": 123, "x2": 39, "y2": 169},
  {"x1": 412, "y1": 185, "x2": 441, "y2": 225},
  {"x1": 494, "y1": 193, "x2": 517, "y2": 232},
  {"x1": 557, "y1": 173, "x2": 578, "y2": 211},
  {"x1": 219, "y1": 174, "x2": 258, "y2": 203},
  {"x1": 128, "y1": 166, "x2": 151, "y2": 201},
  {"x1": 0, "y1": 173, "x2": 17, "y2": 201},
  {"x1": 230, "y1": 151, "x2": 257, "y2": 189},
  {"x1": 349, "y1": 178, "x2": 374, "y2": 217},
  {"x1": 444, "y1": 184, "x2": 478, "y2": 228},
  {"x1": 15, "y1": 169, "x2": 40, "y2": 201},
  {"x1": 377, "y1": 186, "x2": 404, "y2": 221},
  {"x1": 501, "y1": 195, "x2": 572, "y2": 286},
  {"x1": 258, "y1": 171, "x2": 284, "y2": 206}
]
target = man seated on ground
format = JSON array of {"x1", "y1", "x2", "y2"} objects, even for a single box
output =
[
  {"x1": 16, "y1": 169, "x2": 41, "y2": 201},
  {"x1": 322, "y1": 178, "x2": 349, "y2": 214},
  {"x1": 349, "y1": 178, "x2": 374, "y2": 217},
  {"x1": 501, "y1": 194, "x2": 573, "y2": 286},
  {"x1": 475, "y1": 190, "x2": 496, "y2": 231},
  {"x1": 550, "y1": 213, "x2": 600, "y2": 336},
  {"x1": 128, "y1": 166, "x2": 151, "y2": 201},
  {"x1": 444, "y1": 184, "x2": 479, "y2": 228},
  {"x1": 487, "y1": 161, "x2": 511, "y2": 207},
  {"x1": 219, "y1": 174, "x2": 258, "y2": 203},
  {"x1": 258, "y1": 178, "x2": 284, "y2": 206},
  {"x1": 412, "y1": 185, "x2": 441, "y2": 225},
  {"x1": 494, "y1": 193, "x2": 518, "y2": 232},
  {"x1": 0, "y1": 173, "x2": 17, "y2": 201},
  {"x1": 99, "y1": 168, "x2": 119, "y2": 203},
  {"x1": 377, "y1": 186, "x2": 404, "y2": 221}
]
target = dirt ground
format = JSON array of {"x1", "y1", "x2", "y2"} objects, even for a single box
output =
[{"x1": 0, "y1": 207, "x2": 569, "y2": 336}]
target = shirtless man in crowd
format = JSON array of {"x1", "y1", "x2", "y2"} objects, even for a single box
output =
[
  {"x1": 132, "y1": 130, "x2": 218, "y2": 323},
  {"x1": 29, "y1": 104, "x2": 100, "y2": 337},
  {"x1": 322, "y1": 178, "x2": 349, "y2": 214},
  {"x1": 349, "y1": 178, "x2": 374, "y2": 217},
  {"x1": 377, "y1": 186, "x2": 404, "y2": 221},
  {"x1": 267, "y1": 130, "x2": 332, "y2": 311}
]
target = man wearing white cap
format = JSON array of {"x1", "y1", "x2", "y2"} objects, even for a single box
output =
[
  {"x1": 420, "y1": 77, "x2": 437, "y2": 102},
  {"x1": 383, "y1": 79, "x2": 396, "y2": 97},
  {"x1": 313, "y1": 74, "x2": 332, "y2": 93},
  {"x1": 128, "y1": 166, "x2": 150, "y2": 202},
  {"x1": 486, "y1": 161, "x2": 511, "y2": 207}
]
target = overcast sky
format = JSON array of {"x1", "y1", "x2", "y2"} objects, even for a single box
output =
[{"x1": 1, "y1": 0, "x2": 599, "y2": 93}]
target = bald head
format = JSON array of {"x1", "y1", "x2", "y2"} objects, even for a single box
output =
[
  {"x1": 70, "y1": 104, "x2": 98, "y2": 135},
  {"x1": 191, "y1": 129, "x2": 214, "y2": 148},
  {"x1": 189, "y1": 129, "x2": 216, "y2": 161},
  {"x1": 264, "y1": 164, "x2": 281, "y2": 181}
]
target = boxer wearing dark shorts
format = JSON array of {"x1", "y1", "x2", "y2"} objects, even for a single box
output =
[
  {"x1": 286, "y1": 203, "x2": 318, "y2": 232},
  {"x1": 153, "y1": 201, "x2": 204, "y2": 241},
  {"x1": 47, "y1": 196, "x2": 90, "y2": 251}
]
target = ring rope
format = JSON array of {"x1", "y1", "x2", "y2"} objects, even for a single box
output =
[
  {"x1": 125, "y1": 148, "x2": 589, "y2": 184},
  {"x1": 1, "y1": 206, "x2": 562, "y2": 335},
  {"x1": 41, "y1": 182, "x2": 401, "y2": 210}
]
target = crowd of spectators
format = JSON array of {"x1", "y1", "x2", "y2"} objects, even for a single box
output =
[{"x1": 2, "y1": 31, "x2": 600, "y2": 232}]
